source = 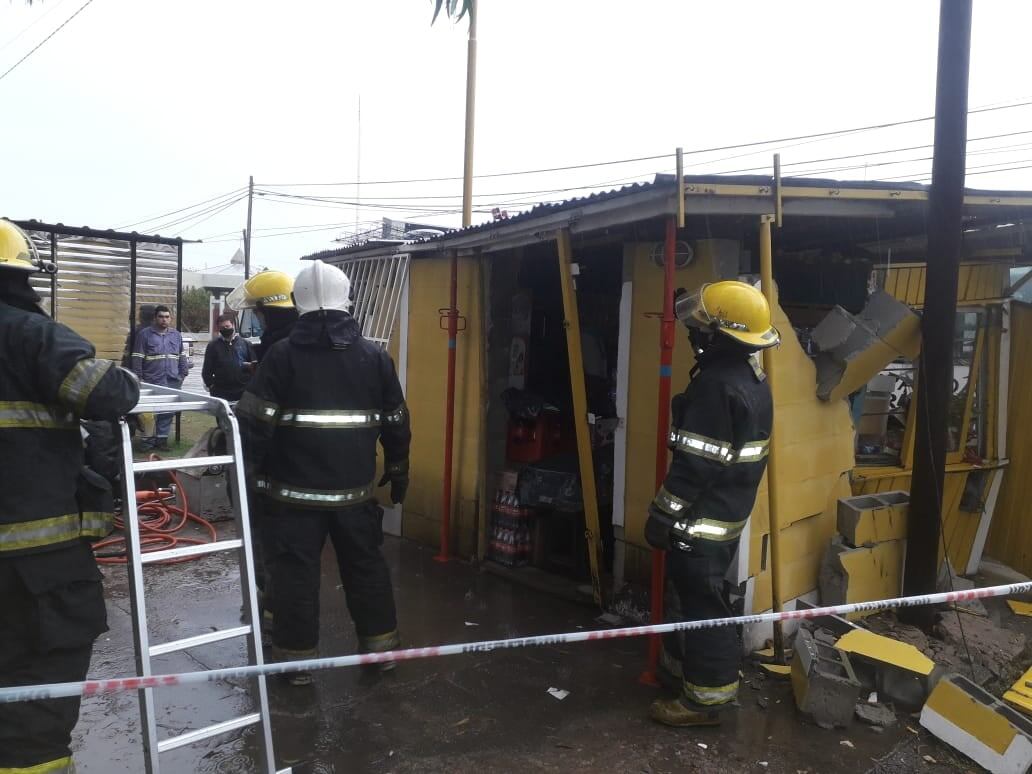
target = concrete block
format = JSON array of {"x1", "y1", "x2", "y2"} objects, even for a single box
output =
[
  {"x1": 791, "y1": 628, "x2": 861, "y2": 729},
  {"x1": 813, "y1": 290, "x2": 922, "y2": 402},
  {"x1": 836, "y1": 492, "x2": 909, "y2": 548},
  {"x1": 921, "y1": 674, "x2": 1032, "y2": 774},
  {"x1": 981, "y1": 557, "x2": 1032, "y2": 588},
  {"x1": 819, "y1": 537, "x2": 905, "y2": 619},
  {"x1": 836, "y1": 628, "x2": 937, "y2": 711},
  {"x1": 795, "y1": 598, "x2": 862, "y2": 638}
]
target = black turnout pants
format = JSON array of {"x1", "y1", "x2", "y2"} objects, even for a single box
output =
[
  {"x1": 0, "y1": 543, "x2": 107, "y2": 770},
  {"x1": 262, "y1": 501, "x2": 397, "y2": 654},
  {"x1": 662, "y1": 539, "x2": 742, "y2": 709}
]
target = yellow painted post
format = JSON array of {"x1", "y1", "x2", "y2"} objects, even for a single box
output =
[
  {"x1": 758, "y1": 214, "x2": 786, "y2": 661},
  {"x1": 556, "y1": 228, "x2": 605, "y2": 607}
]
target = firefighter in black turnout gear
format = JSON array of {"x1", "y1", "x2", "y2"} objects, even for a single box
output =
[
  {"x1": 0, "y1": 219, "x2": 140, "y2": 773},
  {"x1": 645, "y1": 280, "x2": 779, "y2": 728},
  {"x1": 237, "y1": 260, "x2": 410, "y2": 686}
]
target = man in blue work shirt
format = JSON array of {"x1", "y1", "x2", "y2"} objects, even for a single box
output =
[{"x1": 131, "y1": 305, "x2": 190, "y2": 450}]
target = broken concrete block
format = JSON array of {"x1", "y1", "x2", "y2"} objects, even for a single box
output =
[
  {"x1": 819, "y1": 537, "x2": 905, "y2": 619},
  {"x1": 837, "y1": 492, "x2": 909, "y2": 548},
  {"x1": 921, "y1": 674, "x2": 1032, "y2": 774},
  {"x1": 855, "y1": 702, "x2": 896, "y2": 728},
  {"x1": 835, "y1": 628, "x2": 938, "y2": 711},
  {"x1": 936, "y1": 613, "x2": 1027, "y2": 682},
  {"x1": 791, "y1": 628, "x2": 861, "y2": 729},
  {"x1": 813, "y1": 290, "x2": 921, "y2": 402},
  {"x1": 795, "y1": 599, "x2": 862, "y2": 638}
]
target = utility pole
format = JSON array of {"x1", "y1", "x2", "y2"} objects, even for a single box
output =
[
  {"x1": 461, "y1": 0, "x2": 477, "y2": 227},
  {"x1": 244, "y1": 175, "x2": 254, "y2": 279},
  {"x1": 902, "y1": 0, "x2": 972, "y2": 624}
]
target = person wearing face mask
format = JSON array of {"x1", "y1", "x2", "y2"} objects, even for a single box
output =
[
  {"x1": 201, "y1": 313, "x2": 256, "y2": 402},
  {"x1": 644, "y1": 280, "x2": 778, "y2": 728}
]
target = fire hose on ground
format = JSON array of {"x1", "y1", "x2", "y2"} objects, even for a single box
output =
[
  {"x1": 1, "y1": 580, "x2": 1030, "y2": 704},
  {"x1": 92, "y1": 455, "x2": 219, "y2": 565}
]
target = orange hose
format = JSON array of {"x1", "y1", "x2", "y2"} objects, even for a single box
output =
[{"x1": 93, "y1": 454, "x2": 219, "y2": 565}]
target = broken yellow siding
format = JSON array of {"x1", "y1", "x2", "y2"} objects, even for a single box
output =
[
  {"x1": 401, "y1": 257, "x2": 484, "y2": 556},
  {"x1": 852, "y1": 466, "x2": 999, "y2": 573},
  {"x1": 986, "y1": 302, "x2": 1032, "y2": 574},
  {"x1": 882, "y1": 263, "x2": 1009, "y2": 307}
]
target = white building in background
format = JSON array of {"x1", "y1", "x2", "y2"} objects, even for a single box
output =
[{"x1": 182, "y1": 248, "x2": 245, "y2": 336}]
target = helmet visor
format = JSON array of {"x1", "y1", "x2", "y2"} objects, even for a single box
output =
[
  {"x1": 673, "y1": 287, "x2": 714, "y2": 331},
  {"x1": 224, "y1": 282, "x2": 252, "y2": 311}
]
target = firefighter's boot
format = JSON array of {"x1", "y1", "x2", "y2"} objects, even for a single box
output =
[{"x1": 649, "y1": 697, "x2": 722, "y2": 728}]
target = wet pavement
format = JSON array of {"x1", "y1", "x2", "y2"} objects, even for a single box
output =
[{"x1": 73, "y1": 532, "x2": 935, "y2": 773}]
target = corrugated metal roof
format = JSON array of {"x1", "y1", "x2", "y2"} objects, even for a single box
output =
[{"x1": 299, "y1": 172, "x2": 1032, "y2": 260}]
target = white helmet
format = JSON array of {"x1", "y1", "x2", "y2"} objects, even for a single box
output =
[{"x1": 292, "y1": 260, "x2": 352, "y2": 315}]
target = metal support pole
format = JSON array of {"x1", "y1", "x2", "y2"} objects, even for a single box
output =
[
  {"x1": 48, "y1": 231, "x2": 57, "y2": 318},
  {"x1": 774, "y1": 154, "x2": 784, "y2": 229},
  {"x1": 244, "y1": 176, "x2": 254, "y2": 279},
  {"x1": 461, "y1": 2, "x2": 477, "y2": 228},
  {"x1": 556, "y1": 229, "x2": 605, "y2": 607},
  {"x1": 435, "y1": 252, "x2": 459, "y2": 562},
  {"x1": 903, "y1": 0, "x2": 973, "y2": 624},
  {"x1": 129, "y1": 240, "x2": 138, "y2": 342},
  {"x1": 758, "y1": 214, "x2": 786, "y2": 661},
  {"x1": 175, "y1": 240, "x2": 184, "y2": 444},
  {"x1": 641, "y1": 216, "x2": 678, "y2": 685},
  {"x1": 676, "y1": 148, "x2": 685, "y2": 228}
]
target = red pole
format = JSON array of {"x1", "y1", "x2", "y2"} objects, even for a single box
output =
[
  {"x1": 436, "y1": 253, "x2": 459, "y2": 562},
  {"x1": 640, "y1": 216, "x2": 677, "y2": 685}
]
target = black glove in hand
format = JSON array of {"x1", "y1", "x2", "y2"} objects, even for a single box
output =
[
  {"x1": 377, "y1": 459, "x2": 410, "y2": 505},
  {"x1": 644, "y1": 503, "x2": 676, "y2": 551}
]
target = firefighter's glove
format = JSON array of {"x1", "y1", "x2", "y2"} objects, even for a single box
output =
[
  {"x1": 644, "y1": 503, "x2": 677, "y2": 551},
  {"x1": 378, "y1": 459, "x2": 410, "y2": 505}
]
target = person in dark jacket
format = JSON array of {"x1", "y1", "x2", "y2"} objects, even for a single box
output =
[
  {"x1": 644, "y1": 280, "x2": 779, "y2": 728},
  {"x1": 0, "y1": 219, "x2": 140, "y2": 774},
  {"x1": 202, "y1": 313, "x2": 256, "y2": 401},
  {"x1": 237, "y1": 260, "x2": 410, "y2": 686},
  {"x1": 131, "y1": 305, "x2": 190, "y2": 449}
]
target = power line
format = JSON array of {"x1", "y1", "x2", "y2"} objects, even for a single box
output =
[
  {"x1": 0, "y1": 0, "x2": 97, "y2": 84},
  {"x1": 257, "y1": 98, "x2": 1032, "y2": 189},
  {"x1": 0, "y1": 0, "x2": 71, "y2": 55},
  {"x1": 149, "y1": 193, "x2": 248, "y2": 234},
  {"x1": 118, "y1": 187, "x2": 247, "y2": 230}
]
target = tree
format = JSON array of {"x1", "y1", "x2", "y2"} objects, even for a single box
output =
[
  {"x1": 431, "y1": 0, "x2": 473, "y2": 24},
  {"x1": 179, "y1": 286, "x2": 211, "y2": 333}
]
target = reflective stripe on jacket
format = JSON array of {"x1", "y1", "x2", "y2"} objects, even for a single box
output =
[
  {"x1": 0, "y1": 299, "x2": 140, "y2": 556},
  {"x1": 131, "y1": 326, "x2": 189, "y2": 385},
  {"x1": 237, "y1": 310, "x2": 410, "y2": 509},
  {"x1": 652, "y1": 350, "x2": 772, "y2": 545}
]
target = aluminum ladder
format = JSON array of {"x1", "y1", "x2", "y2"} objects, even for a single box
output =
[{"x1": 118, "y1": 383, "x2": 284, "y2": 773}]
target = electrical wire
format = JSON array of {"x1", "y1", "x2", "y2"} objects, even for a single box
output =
[
  {"x1": 257, "y1": 98, "x2": 1032, "y2": 189},
  {"x1": 148, "y1": 193, "x2": 248, "y2": 234},
  {"x1": 0, "y1": 0, "x2": 97, "y2": 84},
  {"x1": 118, "y1": 187, "x2": 247, "y2": 230},
  {"x1": 0, "y1": 0, "x2": 71, "y2": 55}
]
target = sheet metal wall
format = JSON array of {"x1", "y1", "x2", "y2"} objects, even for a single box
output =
[{"x1": 25, "y1": 232, "x2": 178, "y2": 361}]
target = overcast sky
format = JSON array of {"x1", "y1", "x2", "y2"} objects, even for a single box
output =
[{"x1": 2, "y1": 0, "x2": 1031, "y2": 275}]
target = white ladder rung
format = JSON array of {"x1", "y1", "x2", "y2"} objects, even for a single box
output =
[
  {"x1": 149, "y1": 626, "x2": 253, "y2": 657},
  {"x1": 140, "y1": 539, "x2": 243, "y2": 565},
  {"x1": 134, "y1": 455, "x2": 234, "y2": 473},
  {"x1": 157, "y1": 713, "x2": 262, "y2": 753},
  {"x1": 131, "y1": 401, "x2": 213, "y2": 413}
]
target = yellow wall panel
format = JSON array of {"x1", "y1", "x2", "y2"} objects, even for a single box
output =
[
  {"x1": 987, "y1": 302, "x2": 1032, "y2": 573},
  {"x1": 402, "y1": 257, "x2": 484, "y2": 555}
]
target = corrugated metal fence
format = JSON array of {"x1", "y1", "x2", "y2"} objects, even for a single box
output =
[{"x1": 17, "y1": 223, "x2": 183, "y2": 362}]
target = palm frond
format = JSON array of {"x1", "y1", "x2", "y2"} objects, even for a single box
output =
[{"x1": 430, "y1": 0, "x2": 473, "y2": 26}]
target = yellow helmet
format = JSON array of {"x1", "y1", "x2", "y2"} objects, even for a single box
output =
[
  {"x1": 0, "y1": 219, "x2": 39, "y2": 273},
  {"x1": 675, "y1": 280, "x2": 780, "y2": 350},
  {"x1": 225, "y1": 270, "x2": 294, "y2": 310}
]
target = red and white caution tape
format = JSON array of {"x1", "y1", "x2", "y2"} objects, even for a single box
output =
[{"x1": 2, "y1": 580, "x2": 1029, "y2": 704}]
